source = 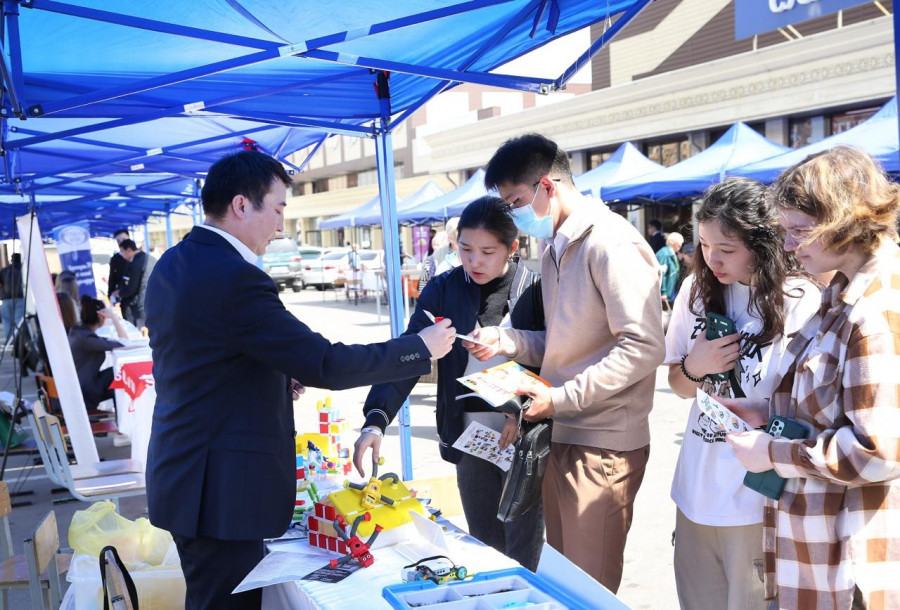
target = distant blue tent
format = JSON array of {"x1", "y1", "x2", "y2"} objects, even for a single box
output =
[
  {"x1": 602, "y1": 123, "x2": 790, "y2": 202},
  {"x1": 732, "y1": 97, "x2": 898, "y2": 182},
  {"x1": 574, "y1": 142, "x2": 661, "y2": 198},
  {"x1": 320, "y1": 180, "x2": 444, "y2": 229},
  {"x1": 399, "y1": 169, "x2": 489, "y2": 223}
]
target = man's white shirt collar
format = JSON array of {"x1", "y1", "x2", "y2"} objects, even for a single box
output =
[{"x1": 199, "y1": 224, "x2": 259, "y2": 266}]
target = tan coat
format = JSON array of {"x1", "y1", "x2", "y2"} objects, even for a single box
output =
[{"x1": 500, "y1": 202, "x2": 665, "y2": 451}]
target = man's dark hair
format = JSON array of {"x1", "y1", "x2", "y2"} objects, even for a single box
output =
[
  {"x1": 648, "y1": 219, "x2": 662, "y2": 231},
  {"x1": 201, "y1": 151, "x2": 292, "y2": 219},
  {"x1": 113, "y1": 228, "x2": 130, "y2": 239},
  {"x1": 484, "y1": 133, "x2": 574, "y2": 190},
  {"x1": 10, "y1": 253, "x2": 21, "y2": 265},
  {"x1": 119, "y1": 239, "x2": 138, "y2": 252}
]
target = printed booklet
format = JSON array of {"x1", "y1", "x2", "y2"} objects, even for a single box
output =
[
  {"x1": 451, "y1": 421, "x2": 515, "y2": 471},
  {"x1": 456, "y1": 361, "x2": 550, "y2": 408},
  {"x1": 696, "y1": 388, "x2": 753, "y2": 433}
]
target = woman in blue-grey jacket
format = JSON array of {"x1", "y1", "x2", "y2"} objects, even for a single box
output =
[{"x1": 353, "y1": 195, "x2": 545, "y2": 570}]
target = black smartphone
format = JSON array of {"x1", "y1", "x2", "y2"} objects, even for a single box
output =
[
  {"x1": 742, "y1": 415, "x2": 811, "y2": 500},
  {"x1": 705, "y1": 313, "x2": 736, "y2": 381}
]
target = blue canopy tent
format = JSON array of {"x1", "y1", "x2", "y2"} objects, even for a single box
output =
[
  {"x1": 602, "y1": 123, "x2": 790, "y2": 202},
  {"x1": 732, "y1": 97, "x2": 899, "y2": 182},
  {"x1": 573, "y1": 142, "x2": 661, "y2": 198},
  {"x1": 399, "y1": 169, "x2": 489, "y2": 223},
  {"x1": 355, "y1": 180, "x2": 444, "y2": 226},
  {"x1": 320, "y1": 180, "x2": 444, "y2": 230},
  {"x1": 3, "y1": 0, "x2": 655, "y2": 476}
]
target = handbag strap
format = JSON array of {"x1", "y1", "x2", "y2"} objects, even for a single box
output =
[{"x1": 100, "y1": 545, "x2": 139, "y2": 610}]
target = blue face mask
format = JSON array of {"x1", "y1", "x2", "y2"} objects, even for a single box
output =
[{"x1": 510, "y1": 186, "x2": 553, "y2": 239}]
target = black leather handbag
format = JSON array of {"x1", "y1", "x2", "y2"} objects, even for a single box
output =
[{"x1": 497, "y1": 412, "x2": 552, "y2": 523}]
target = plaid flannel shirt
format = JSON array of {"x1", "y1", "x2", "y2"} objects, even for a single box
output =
[{"x1": 764, "y1": 240, "x2": 900, "y2": 609}]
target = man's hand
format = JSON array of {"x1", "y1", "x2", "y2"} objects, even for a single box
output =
[
  {"x1": 463, "y1": 327, "x2": 501, "y2": 361},
  {"x1": 518, "y1": 381, "x2": 555, "y2": 422},
  {"x1": 726, "y1": 430, "x2": 774, "y2": 473},
  {"x1": 353, "y1": 430, "x2": 382, "y2": 477},
  {"x1": 290, "y1": 379, "x2": 305, "y2": 401},
  {"x1": 498, "y1": 416, "x2": 519, "y2": 450},
  {"x1": 418, "y1": 318, "x2": 456, "y2": 359}
]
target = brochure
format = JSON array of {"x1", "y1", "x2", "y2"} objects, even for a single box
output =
[
  {"x1": 696, "y1": 388, "x2": 753, "y2": 433},
  {"x1": 456, "y1": 361, "x2": 550, "y2": 409},
  {"x1": 451, "y1": 421, "x2": 515, "y2": 471}
]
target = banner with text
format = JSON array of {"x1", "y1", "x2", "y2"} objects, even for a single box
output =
[
  {"x1": 735, "y1": 0, "x2": 868, "y2": 39},
  {"x1": 54, "y1": 222, "x2": 98, "y2": 298}
]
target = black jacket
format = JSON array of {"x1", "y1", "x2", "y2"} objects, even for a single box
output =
[
  {"x1": 108, "y1": 252, "x2": 128, "y2": 296},
  {"x1": 363, "y1": 260, "x2": 544, "y2": 463},
  {"x1": 68, "y1": 325, "x2": 123, "y2": 409},
  {"x1": 145, "y1": 227, "x2": 431, "y2": 540}
]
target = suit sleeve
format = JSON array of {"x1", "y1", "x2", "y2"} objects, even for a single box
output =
[
  {"x1": 362, "y1": 280, "x2": 441, "y2": 431},
  {"x1": 225, "y1": 266, "x2": 431, "y2": 390}
]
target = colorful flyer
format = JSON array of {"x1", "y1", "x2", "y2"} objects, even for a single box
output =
[
  {"x1": 696, "y1": 388, "x2": 753, "y2": 433},
  {"x1": 456, "y1": 361, "x2": 549, "y2": 408},
  {"x1": 451, "y1": 421, "x2": 515, "y2": 471}
]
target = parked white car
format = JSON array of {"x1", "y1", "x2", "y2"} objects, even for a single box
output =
[
  {"x1": 334, "y1": 249, "x2": 384, "y2": 287},
  {"x1": 302, "y1": 247, "x2": 349, "y2": 290}
]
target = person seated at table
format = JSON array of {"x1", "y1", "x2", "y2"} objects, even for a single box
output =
[
  {"x1": 69, "y1": 295, "x2": 128, "y2": 411},
  {"x1": 354, "y1": 196, "x2": 546, "y2": 571},
  {"x1": 56, "y1": 292, "x2": 77, "y2": 334},
  {"x1": 55, "y1": 270, "x2": 80, "y2": 316}
]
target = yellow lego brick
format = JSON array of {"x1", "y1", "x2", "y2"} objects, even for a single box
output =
[{"x1": 322, "y1": 476, "x2": 425, "y2": 538}]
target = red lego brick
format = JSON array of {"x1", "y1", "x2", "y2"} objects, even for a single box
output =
[
  {"x1": 298, "y1": 468, "x2": 306, "y2": 479},
  {"x1": 315, "y1": 503, "x2": 324, "y2": 519},
  {"x1": 327, "y1": 537, "x2": 336, "y2": 551},
  {"x1": 319, "y1": 412, "x2": 329, "y2": 423},
  {"x1": 339, "y1": 541, "x2": 348, "y2": 554},
  {"x1": 308, "y1": 533, "x2": 317, "y2": 547},
  {"x1": 324, "y1": 505, "x2": 336, "y2": 521},
  {"x1": 308, "y1": 517, "x2": 319, "y2": 532}
]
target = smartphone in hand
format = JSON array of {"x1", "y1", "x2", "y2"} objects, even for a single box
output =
[{"x1": 706, "y1": 312, "x2": 737, "y2": 381}]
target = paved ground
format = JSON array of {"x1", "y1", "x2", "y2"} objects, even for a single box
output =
[{"x1": 0, "y1": 286, "x2": 689, "y2": 608}]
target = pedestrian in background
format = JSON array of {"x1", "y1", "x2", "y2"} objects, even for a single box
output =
[{"x1": 0, "y1": 253, "x2": 25, "y2": 344}]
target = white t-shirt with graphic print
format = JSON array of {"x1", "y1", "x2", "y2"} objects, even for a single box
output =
[{"x1": 666, "y1": 274, "x2": 820, "y2": 527}]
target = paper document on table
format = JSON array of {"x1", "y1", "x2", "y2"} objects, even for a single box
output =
[
  {"x1": 696, "y1": 388, "x2": 753, "y2": 433},
  {"x1": 451, "y1": 421, "x2": 515, "y2": 471},
  {"x1": 233, "y1": 547, "x2": 336, "y2": 593},
  {"x1": 456, "y1": 360, "x2": 549, "y2": 408}
]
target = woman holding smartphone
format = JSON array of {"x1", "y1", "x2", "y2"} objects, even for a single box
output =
[
  {"x1": 665, "y1": 177, "x2": 819, "y2": 610},
  {"x1": 727, "y1": 146, "x2": 900, "y2": 609},
  {"x1": 352, "y1": 196, "x2": 545, "y2": 570}
]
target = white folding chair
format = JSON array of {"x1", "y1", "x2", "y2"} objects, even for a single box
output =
[
  {"x1": 24, "y1": 511, "x2": 64, "y2": 610},
  {"x1": 45, "y1": 421, "x2": 145, "y2": 510}
]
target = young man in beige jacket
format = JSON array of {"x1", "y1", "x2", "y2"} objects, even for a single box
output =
[{"x1": 466, "y1": 134, "x2": 666, "y2": 592}]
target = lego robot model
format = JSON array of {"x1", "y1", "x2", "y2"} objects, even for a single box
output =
[
  {"x1": 328, "y1": 513, "x2": 383, "y2": 568},
  {"x1": 343, "y1": 456, "x2": 400, "y2": 510}
]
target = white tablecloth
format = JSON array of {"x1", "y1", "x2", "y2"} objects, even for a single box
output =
[{"x1": 110, "y1": 346, "x2": 154, "y2": 471}]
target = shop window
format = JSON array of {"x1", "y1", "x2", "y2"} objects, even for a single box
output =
[
  {"x1": 587, "y1": 147, "x2": 617, "y2": 170},
  {"x1": 831, "y1": 107, "x2": 879, "y2": 135},
  {"x1": 789, "y1": 116, "x2": 829, "y2": 149},
  {"x1": 646, "y1": 137, "x2": 691, "y2": 167}
]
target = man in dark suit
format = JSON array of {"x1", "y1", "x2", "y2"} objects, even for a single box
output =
[
  {"x1": 117, "y1": 239, "x2": 156, "y2": 328},
  {"x1": 144, "y1": 151, "x2": 456, "y2": 610},
  {"x1": 107, "y1": 228, "x2": 130, "y2": 301},
  {"x1": 646, "y1": 218, "x2": 666, "y2": 253}
]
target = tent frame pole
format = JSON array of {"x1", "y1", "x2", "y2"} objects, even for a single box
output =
[
  {"x1": 374, "y1": 117, "x2": 414, "y2": 481},
  {"x1": 165, "y1": 202, "x2": 173, "y2": 248}
]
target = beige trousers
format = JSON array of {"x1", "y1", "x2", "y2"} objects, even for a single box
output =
[
  {"x1": 541, "y1": 442, "x2": 649, "y2": 593},
  {"x1": 674, "y1": 509, "x2": 767, "y2": 610}
]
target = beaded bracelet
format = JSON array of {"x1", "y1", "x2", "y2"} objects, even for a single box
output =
[{"x1": 680, "y1": 355, "x2": 706, "y2": 384}]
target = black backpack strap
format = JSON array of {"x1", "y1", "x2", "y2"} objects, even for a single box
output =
[{"x1": 100, "y1": 545, "x2": 139, "y2": 610}]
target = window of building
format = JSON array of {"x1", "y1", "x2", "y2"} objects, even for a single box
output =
[
  {"x1": 831, "y1": 106, "x2": 879, "y2": 134},
  {"x1": 587, "y1": 147, "x2": 617, "y2": 170},
  {"x1": 645, "y1": 137, "x2": 691, "y2": 167},
  {"x1": 789, "y1": 116, "x2": 829, "y2": 149},
  {"x1": 357, "y1": 169, "x2": 378, "y2": 187},
  {"x1": 312, "y1": 178, "x2": 329, "y2": 193},
  {"x1": 346, "y1": 172, "x2": 358, "y2": 189},
  {"x1": 306, "y1": 230, "x2": 321, "y2": 246}
]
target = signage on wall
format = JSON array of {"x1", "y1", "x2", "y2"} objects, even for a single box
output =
[{"x1": 735, "y1": 0, "x2": 869, "y2": 39}]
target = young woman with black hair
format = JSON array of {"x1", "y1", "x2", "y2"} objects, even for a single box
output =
[
  {"x1": 664, "y1": 177, "x2": 820, "y2": 610},
  {"x1": 353, "y1": 195, "x2": 545, "y2": 570},
  {"x1": 69, "y1": 295, "x2": 128, "y2": 411}
]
